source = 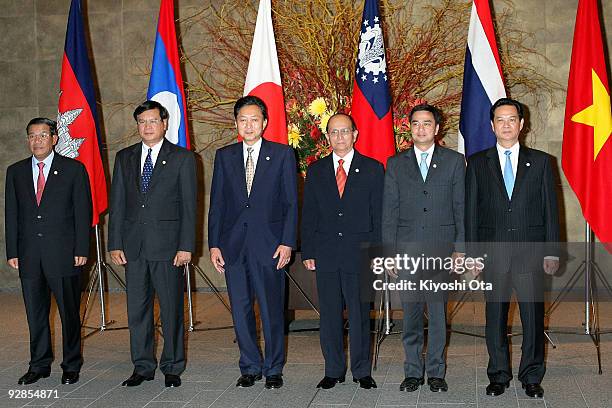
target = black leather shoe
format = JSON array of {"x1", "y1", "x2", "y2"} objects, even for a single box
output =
[
  {"x1": 427, "y1": 377, "x2": 448, "y2": 392},
  {"x1": 316, "y1": 375, "x2": 345, "y2": 389},
  {"x1": 265, "y1": 374, "x2": 283, "y2": 389},
  {"x1": 486, "y1": 381, "x2": 510, "y2": 396},
  {"x1": 236, "y1": 373, "x2": 262, "y2": 387},
  {"x1": 165, "y1": 374, "x2": 181, "y2": 388},
  {"x1": 121, "y1": 373, "x2": 154, "y2": 387},
  {"x1": 400, "y1": 377, "x2": 424, "y2": 392},
  {"x1": 61, "y1": 371, "x2": 79, "y2": 385},
  {"x1": 522, "y1": 383, "x2": 544, "y2": 398},
  {"x1": 18, "y1": 371, "x2": 50, "y2": 385},
  {"x1": 353, "y1": 375, "x2": 377, "y2": 389}
]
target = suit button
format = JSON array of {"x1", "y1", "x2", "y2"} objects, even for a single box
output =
[
  {"x1": 141, "y1": 204, "x2": 145, "y2": 208},
  {"x1": 423, "y1": 208, "x2": 428, "y2": 212},
  {"x1": 338, "y1": 212, "x2": 343, "y2": 217},
  {"x1": 246, "y1": 204, "x2": 250, "y2": 208},
  {"x1": 37, "y1": 233, "x2": 43, "y2": 237},
  {"x1": 36, "y1": 215, "x2": 42, "y2": 219},
  {"x1": 338, "y1": 232, "x2": 343, "y2": 237},
  {"x1": 423, "y1": 191, "x2": 428, "y2": 195},
  {"x1": 507, "y1": 228, "x2": 512, "y2": 232},
  {"x1": 508, "y1": 208, "x2": 512, "y2": 212}
]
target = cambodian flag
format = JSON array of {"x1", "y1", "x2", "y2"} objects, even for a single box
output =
[
  {"x1": 352, "y1": 0, "x2": 395, "y2": 167},
  {"x1": 458, "y1": 0, "x2": 506, "y2": 157},
  {"x1": 57, "y1": 0, "x2": 107, "y2": 226},
  {"x1": 243, "y1": 0, "x2": 287, "y2": 144},
  {"x1": 147, "y1": 0, "x2": 190, "y2": 148}
]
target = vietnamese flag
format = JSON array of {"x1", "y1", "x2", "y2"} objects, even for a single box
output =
[
  {"x1": 351, "y1": 0, "x2": 395, "y2": 167},
  {"x1": 243, "y1": 0, "x2": 287, "y2": 144},
  {"x1": 562, "y1": 0, "x2": 612, "y2": 244},
  {"x1": 57, "y1": 0, "x2": 107, "y2": 226}
]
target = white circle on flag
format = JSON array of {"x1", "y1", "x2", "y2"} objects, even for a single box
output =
[{"x1": 151, "y1": 91, "x2": 181, "y2": 145}]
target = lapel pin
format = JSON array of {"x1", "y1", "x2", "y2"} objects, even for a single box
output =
[
  {"x1": 162, "y1": 160, "x2": 167, "y2": 165},
  {"x1": 53, "y1": 170, "x2": 58, "y2": 175},
  {"x1": 432, "y1": 163, "x2": 437, "y2": 169},
  {"x1": 355, "y1": 168, "x2": 360, "y2": 173},
  {"x1": 266, "y1": 156, "x2": 270, "y2": 161},
  {"x1": 526, "y1": 162, "x2": 531, "y2": 167}
]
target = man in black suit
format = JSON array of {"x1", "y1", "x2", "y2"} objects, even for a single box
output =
[
  {"x1": 208, "y1": 96, "x2": 298, "y2": 390},
  {"x1": 5, "y1": 117, "x2": 92, "y2": 385},
  {"x1": 108, "y1": 100, "x2": 196, "y2": 388},
  {"x1": 382, "y1": 104, "x2": 465, "y2": 393},
  {"x1": 301, "y1": 113, "x2": 383, "y2": 390},
  {"x1": 465, "y1": 98, "x2": 559, "y2": 399}
]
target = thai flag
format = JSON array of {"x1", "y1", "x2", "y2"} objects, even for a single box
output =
[
  {"x1": 352, "y1": 0, "x2": 396, "y2": 167},
  {"x1": 147, "y1": 0, "x2": 190, "y2": 148},
  {"x1": 458, "y1": 0, "x2": 506, "y2": 157},
  {"x1": 243, "y1": 0, "x2": 287, "y2": 144},
  {"x1": 57, "y1": 0, "x2": 107, "y2": 226}
]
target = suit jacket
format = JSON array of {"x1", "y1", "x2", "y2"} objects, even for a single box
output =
[
  {"x1": 5, "y1": 153, "x2": 92, "y2": 278},
  {"x1": 465, "y1": 145, "x2": 560, "y2": 271},
  {"x1": 108, "y1": 139, "x2": 197, "y2": 261},
  {"x1": 301, "y1": 150, "x2": 384, "y2": 274},
  {"x1": 382, "y1": 145, "x2": 465, "y2": 253},
  {"x1": 207, "y1": 138, "x2": 298, "y2": 266}
]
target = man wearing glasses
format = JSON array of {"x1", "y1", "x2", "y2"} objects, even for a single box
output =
[
  {"x1": 108, "y1": 100, "x2": 196, "y2": 388},
  {"x1": 5, "y1": 117, "x2": 92, "y2": 385},
  {"x1": 301, "y1": 113, "x2": 383, "y2": 390}
]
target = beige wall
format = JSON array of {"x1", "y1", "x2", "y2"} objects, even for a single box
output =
[{"x1": 0, "y1": 0, "x2": 611, "y2": 288}]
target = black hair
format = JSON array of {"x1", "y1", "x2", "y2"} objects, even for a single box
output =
[
  {"x1": 409, "y1": 104, "x2": 442, "y2": 125},
  {"x1": 26, "y1": 117, "x2": 57, "y2": 136},
  {"x1": 233, "y1": 95, "x2": 268, "y2": 121},
  {"x1": 490, "y1": 97, "x2": 524, "y2": 121},
  {"x1": 325, "y1": 112, "x2": 357, "y2": 133},
  {"x1": 133, "y1": 100, "x2": 169, "y2": 121}
]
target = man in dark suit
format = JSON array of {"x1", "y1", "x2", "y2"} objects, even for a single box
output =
[
  {"x1": 301, "y1": 113, "x2": 383, "y2": 390},
  {"x1": 465, "y1": 98, "x2": 559, "y2": 399},
  {"x1": 5, "y1": 117, "x2": 92, "y2": 385},
  {"x1": 382, "y1": 104, "x2": 465, "y2": 393},
  {"x1": 108, "y1": 100, "x2": 196, "y2": 388},
  {"x1": 208, "y1": 95, "x2": 297, "y2": 389}
]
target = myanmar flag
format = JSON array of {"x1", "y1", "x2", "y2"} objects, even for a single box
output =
[{"x1": 562, "y1": 0, "x2": 612, "y2": 244}]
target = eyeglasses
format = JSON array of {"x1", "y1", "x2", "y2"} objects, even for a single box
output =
[
  {"x1": 137, "y1": 118, "x2": 163, "y2": 126},
  {"x1": 27, "y1": 132, "x2": 51, "y2": 141},
  {"x1": 328, "y1": 128, "x2": 353, "y2": 137}
]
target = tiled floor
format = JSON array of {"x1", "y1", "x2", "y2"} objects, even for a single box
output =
[{"x1": 0, "y1": 291, "x2": 610, "y2": 407}]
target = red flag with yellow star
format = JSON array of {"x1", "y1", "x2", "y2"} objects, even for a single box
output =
[{"x1": 562, "y1": 0, "x2": 612, "y2": 244}]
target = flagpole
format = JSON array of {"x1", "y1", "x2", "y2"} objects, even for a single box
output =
[
  {"x1": 94, "y1": 225, "x2": 107, "y2": 329},
  {"x1": 585, "y1": 222, "x2": 592, "y2": 335}
]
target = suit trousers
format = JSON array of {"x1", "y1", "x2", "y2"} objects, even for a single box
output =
[
  {"x1": 224, "y1": 252, "x2": 286, "y2": 377},
  {"x1": 125, "y1": 259, "x2": 185, "y2": 376},
  {"x1": 485, "y1": 268, "x2": 545, "y2": 385},
  {"x1": 316, "y1": 268, "x2": 372, "y2": 379},
  {"x1": 20, "y1": 268, "x2": 82, "y2": 374}
]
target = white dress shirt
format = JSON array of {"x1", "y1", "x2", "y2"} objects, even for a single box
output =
[
  {"x1": 243, "y1": 138, "x2": 262, "y2": 170},
  {"x1": 141, "y1": 139, "x2": 164, "y2": 171},
  {"x1": 332, "y1": 149, "x2": 354, "y2": 174},
  {"x1": 32, "y1": 151, "x2": 54, "y2": 194},
  {"x1": 414, "y1": 144, "x2": 435, "y2": 168}
]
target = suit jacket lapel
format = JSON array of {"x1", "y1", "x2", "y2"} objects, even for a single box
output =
[
  {"x1": 425, "y1": 145, "x2": 442, "y2": 184},
  {"x1": 23, "y1": 159, "x2": 37, "y2": 205},
  {"x1": 147, "y1": 139, "x2": 173, "y2": 192},
  {"x1": 249, "y1": 139, "x2": 271, "y2": 198},
  {"x1": 404, "y1": 147, "x2": 425, "y2": 184},
  {"x1": 323, "y1": 154, "x2": 342, "y2": 203},
  {"x1": 38, "y1": 154, "x2": 63, "y2": 207},
  {"x1": 512, "y1": 146, "x2": 531, "y2": 199},
  {"x1": 343, "y1": 150, "x2": 363, "y2": 199},
  {"x1": 129, "y1": 143, "x2": 142, "y2": 193},
  {"x1": 486, "y1": 147, "x2": 509, "y2": 201},
  {"x1": 230, "y1": 142, "x2": 248, "y2": 198}
]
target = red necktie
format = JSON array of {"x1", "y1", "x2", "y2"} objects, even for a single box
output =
[
  {"x1": 36, "y1": 162, "x2": 45, "y2": 206},
  {"x1": 336, "y1": 159, "x2": 347, "y2": 197}
]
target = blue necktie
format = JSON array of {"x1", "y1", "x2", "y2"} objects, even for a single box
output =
[
  {"x1": 141, "y1": 148, "x2": 153, "y2": 193},
  {"x1": 419, "y1": 152, "x2": 429, "y2": 181},
  {"x1": 503, "y1": 150, "x2": 514, "y2": 199}
]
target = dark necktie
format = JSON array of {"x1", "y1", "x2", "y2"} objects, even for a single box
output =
[
  {"x1": 36, "y1": 162, "x2": 45, "y2": 205},
  {"x1": 336, "y1": 158, "x2": 347, "y2": 197},
  {"x1": 141, "y1": 148, "x2": 153, "y2": 193}
]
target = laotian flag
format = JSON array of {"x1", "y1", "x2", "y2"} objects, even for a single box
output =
[
  {"x1": 243, "y1": 0, "x2": 287, "y2": 144},
  {"x1": 352, "y1": 0, "x2": 395, "y2": 167},
  {"x1": 458, "y1": 0, "x2": 506, "y2": 157},
  {"x1": 147, "y1": 0, "x2": 190, "y2": 148},
  {"x1": 57, "y1": 0, "x2": 107, "y2": 226}
]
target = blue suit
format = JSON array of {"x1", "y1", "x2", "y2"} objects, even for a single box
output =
[{"x1": 208, "y1": 138, "x2": 298, "y2": 376}]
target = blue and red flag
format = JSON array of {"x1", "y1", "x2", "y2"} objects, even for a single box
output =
[
  {"x1": 458, "y1": 0, "x2": 506, "y2": 157},
  {"x1": 147, "y1": 0, "x2": 190, "y2": 148},
  {"x1": 57, "y1": 0, "x2": 107, "y2": 226},
  {"x1": 352, "y1": 0, "x2": 395, "y2": 167}
]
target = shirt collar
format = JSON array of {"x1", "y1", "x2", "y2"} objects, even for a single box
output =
[
  {"x1": 414, "y1": 143, "x2": 435, "y2": 157},
  {"x1": 332, "y1": 148, "x2": 354, "y2": 165},
  {"x1": 496, "y1": 141, "x2": 520, "y2": 156},
  {"x1": 142, "y1": 139, "x2": 164, "y2": 155},
  {"x1": 32, "y1": 150, "x2": 55, "y2": 168},
  {"x1": 243, "y1": 137, "x2": 262, "y2": 155}
]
